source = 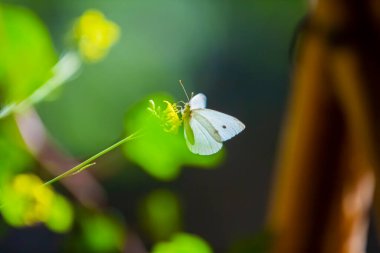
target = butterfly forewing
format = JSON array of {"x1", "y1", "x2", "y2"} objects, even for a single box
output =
[
  {"x1": 189, "y1": 93, "x2": 207, "y2": 109},
  {"x1": 192, "y1": 109, "x2": 245, "y2": 142}
]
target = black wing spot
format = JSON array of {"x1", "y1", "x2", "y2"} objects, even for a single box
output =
[{"x1": 222, "y1": 125, "x2": 227, "y2": 129}]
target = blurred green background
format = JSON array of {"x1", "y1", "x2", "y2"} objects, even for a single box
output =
[{"x1": 0, "y1": 0, "x2": 306, "y2": 252}]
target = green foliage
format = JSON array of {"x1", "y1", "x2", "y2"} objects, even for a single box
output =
[
  {"x1": 139, "y1": 189, "x2": 182, "y2": 241},
  {"x1": 0, "y1": 118, "x2": 31, "y2": 181},
  {"x1": 45, "y1": 194, "x2": 73, "y2": 233},
  {"x1": 0, "y1": 3, "x2": 56, "y2": 104},
  {"x1": 123, "y1": 93, "x2": 224, "y2": 180},
  {"x1": 80, "y1": 212, "x2": 126, "y2": 253},
  {"x1": 151, "y1": 233, "x2": 213, "y2": 253}
]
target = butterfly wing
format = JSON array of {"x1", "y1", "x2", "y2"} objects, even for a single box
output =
[
  {"x1": 192, "y1": 109, "x2": 245, "y2": 142},
  {"x1": 189, "y1": 93, "x2": 207, "y2": 109},
  {"x1": 184, "y1": 116, "x2": 223, "y2": 155}
]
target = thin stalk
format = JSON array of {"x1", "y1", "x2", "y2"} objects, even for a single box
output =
[{"x1": 44, "y1": 131, "x2": 142, "y2": 186}]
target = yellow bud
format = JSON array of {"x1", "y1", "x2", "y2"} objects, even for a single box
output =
[{"x1": 74, "y1": 9, "x2": 120, "y2": 62}]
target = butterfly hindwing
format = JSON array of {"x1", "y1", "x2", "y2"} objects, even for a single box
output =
[
  {"x1": 184, "y1": 116, "x2": 223, "y2": 155},
  {"x1": 192, "y1": 109, "x2": 245, "y2": 142},
  {"x1": 184, "y1": 117, "x2": 195, "y2": 145}
]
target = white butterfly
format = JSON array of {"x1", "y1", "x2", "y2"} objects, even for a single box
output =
[{"x1": 181, "y1": 93, "x2": 245, "y2": 155}]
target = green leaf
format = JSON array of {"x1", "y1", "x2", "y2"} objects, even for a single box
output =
[
  {"x1": 123, "y1": 93, "x2": 224, "y2": 181},
  {"x1": 80, "y1": 212, "x2": 126, "y2": 253},
  {"x1": 139, "y1": 189, "x2": 182, "y2": 241},
  {"x1": 0, "y1": 4, "x2": 56, "y2": 105},
  {"x1": 45, "y1": 194, "x2": 73, "y2": 233},
  {"x1": 152, "y1": 233, "x2": 213, "y2": 253},
  {"x1": 0, "y1": 118, "x2": 31, "y2": 182}
]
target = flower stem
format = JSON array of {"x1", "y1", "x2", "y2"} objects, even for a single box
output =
[{"x1": 44, "y1": 131, "x2": 142, "y2": 185}]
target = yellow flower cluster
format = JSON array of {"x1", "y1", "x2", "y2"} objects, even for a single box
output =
[
  {"x1": 74, "y1": 10, "x2": 120, "y2": 62},
  {"x1": 0, "y1": 173, "x2": 73, "y2": 232},
  {"x1": 148, "y1": 100, "x2": 182, "y2": 134},
  {"x1": 162, "y1": 101, "x2": 182, "y2": 133}
]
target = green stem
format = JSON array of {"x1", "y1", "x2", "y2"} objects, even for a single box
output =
[
  {"x1": 0, "y1": 52, "x2": 81, "y2": 119},
  {"x1": 44, "y1": 131, "x2": 142, "y2": 186}
]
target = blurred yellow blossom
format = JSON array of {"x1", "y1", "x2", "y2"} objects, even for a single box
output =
[
  {"x1": 74, "y1": 9, "x2": 120, "y2": 62},
  {"x1": 0, "y1": 173, "x2": 73, "y2": 232}
]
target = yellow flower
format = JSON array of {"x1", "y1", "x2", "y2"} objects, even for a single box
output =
[
  {"x1": 0, "y1": 173, "x2": 73, "y2": 232},
  {"x1": 74, "y1": 9, "x2": 120, "y2": 62},
  {"x1": 162, "y1": 101, "x2": 182, "y2": 134},
  {"x1": 147, "y1": 100, "x2": 182, "y2": 134},
  {"x1": 5, "y1": 174, "x2": 54, "y2": 226}
]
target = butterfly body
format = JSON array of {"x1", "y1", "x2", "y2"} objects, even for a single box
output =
[{"x1": 181, "y1": 93, "x2": 245, "y2": 155}]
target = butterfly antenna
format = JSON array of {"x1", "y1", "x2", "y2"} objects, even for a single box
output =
[{"x1": 179, "y1": 80, "x2": 190, "y2": 101}]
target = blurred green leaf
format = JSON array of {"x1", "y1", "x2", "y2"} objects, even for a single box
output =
[
  {"x1": 0, "y1": 3, "x2": 56, "y2": 104},
  {"x1": 151, "y1": 233, "x2": 213, "y2": 253},
  {"x1": 139, "y1": 189, "x2": 182, "y2": 241},
  {"x1": 81, "y1": 212, "x2": 126, "y2": 253},
  {"x1": 45, "y1": 194, "x2": 73, "y2": 233},
  {"x1": 0, "y1": 118, "x2": 31, "y2": 182},
  {"x1": 123, "y1": 93, "x2": 224, "y2": 181}
]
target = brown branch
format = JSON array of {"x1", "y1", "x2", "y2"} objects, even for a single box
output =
[{"x1": 267, "y1": 0, "x2": 380, "y2": 252}]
